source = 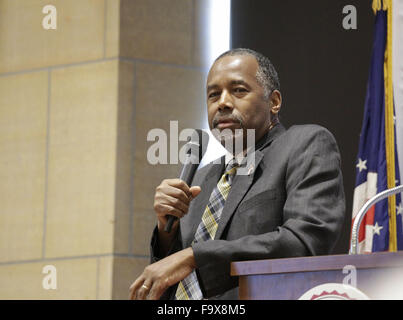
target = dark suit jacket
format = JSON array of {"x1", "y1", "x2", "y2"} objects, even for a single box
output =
[{"x1": 151, "y1": 123, "x2": 345, "y2": 299}]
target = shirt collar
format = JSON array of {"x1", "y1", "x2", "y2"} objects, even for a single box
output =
[{"x1": 224, "y1": 122, "x2": 280, "y2": 166}]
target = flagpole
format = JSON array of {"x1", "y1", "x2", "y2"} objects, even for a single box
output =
[{"x1": 383, "y1": 0, "x2": 398, "y2": 252}]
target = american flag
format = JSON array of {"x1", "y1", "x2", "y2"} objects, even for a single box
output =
[{"x1": 352, "y1": 3, "x2": 403, "y2": 253}]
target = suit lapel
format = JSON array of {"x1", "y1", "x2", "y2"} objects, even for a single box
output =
[
  {"x1": 214, "y1": 150, "x2": 264, "y2": 239},
  {"x1": 214, "y1": 124, "x2": 286, "y2": 239}
]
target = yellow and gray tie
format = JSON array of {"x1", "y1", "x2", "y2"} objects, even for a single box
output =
[{"x1": 175, "y1": 160, "x2": 238, "y2": 300}]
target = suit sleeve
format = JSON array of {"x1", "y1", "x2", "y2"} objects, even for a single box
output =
[
  {"x1": 150, "y1": 225, "x2": 183, "y2": 263},
  {"x1": 192, "y1": 126, "x2": 346, "y2": 298},
  {"x1": 149, "y1": 226, "x2": 183, "y2": 300}
]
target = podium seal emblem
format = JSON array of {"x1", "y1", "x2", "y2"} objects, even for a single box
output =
[{"x1": 298, "y1": 283, "x2": 370, "y2": 300}]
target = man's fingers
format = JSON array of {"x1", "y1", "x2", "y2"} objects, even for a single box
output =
[
  {"x1": 136, "y1": 282, "x2": 153, "y2": 300},
  {"x1": 157, "y1": 184, "x2": 191, "y2": 204},
  {"x1": 129, "y1": 278, "x2": 143, "y2": 300},
  {"x1": 164, "y1": 194, "x2": 189, "y2": 214},
  {"x1": 129, "y1": 277, "x2": 154, "y2": 300},
  {"x1": 146, "y1": 282, "x2": 165, "y2": 300},
  {"x1": 154, "y1": 181, "x2": 200, "y2": 223},
  {"x1": 165, "y1": 179, "x2": 192, "y2": 197},
  {"x1": 155, "y1": 203, "x2": 185, "y2": 219},
  {"x1": 189, "y1": 186, "x2": 202, "y2": 198}
]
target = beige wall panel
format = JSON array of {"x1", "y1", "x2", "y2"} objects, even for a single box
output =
[
  {"x1": 0, "y1": 258, "x2": 97, "y2": 299},
  {"x1": 133, "y1": 62, "x2": 206, "y2": 210},
  {"x1": 97, "y1": 256, "x2": 113, "y2": 299},
  {"x1": 0, "y1": 71, "x2": 48, "y2": 262},
  {"x1": 112, "y1": 256, "x2": 148, "y2": 300},
  {"x1": 0, "y1": 0, "x2": 105, "y2": 74},
  {"x1": 131, "y1": 62, "x2": 205, "y2": 254},
  {"x1": 120, "y1": 0, "x2": 194, "y2": 65},
  {"x1": 131, "y1": 208, "x2": 156, "y2": 256},
  {"x1": 105, "y1": 0, "x2": 120, "y2": 58},
  {"x1": 134, "y1": 63, "x2": 206, "y2": 131},
  {"x1": 113, "y1": 61, "x2": 135, "y2": 254},
  {"x1": 45, "y1": 61, "x2": 119, "y2": 258},
  {"x1": 0, "y1": 0, "x2": 207, "y2": 300}
]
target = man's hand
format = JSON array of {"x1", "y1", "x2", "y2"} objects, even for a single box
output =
[
  {"x1": 129, "y1": 247, "x2": 196, "y2": 300},
  {"x1": 154, "y1": 179, "x2": 201, "y2": 231}
]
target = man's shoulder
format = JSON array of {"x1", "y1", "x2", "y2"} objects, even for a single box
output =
[
  {"x1": 279, "y1": 124, "x2": 337, "y2": 145},
  {"x1": 264, "y1": 124, "x2": 340, "y2": 160},
  {"x1": 285, "y1": 124, "x2": 333, "y2": 136}
]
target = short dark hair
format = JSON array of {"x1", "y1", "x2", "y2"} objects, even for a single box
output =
[{"x1": 215, "y1": 48, "x2": 280, "y2": 100}]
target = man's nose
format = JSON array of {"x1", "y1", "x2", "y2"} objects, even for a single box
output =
[{"x1": 218, "y1": 90, "x2": 234, "y2": 111}]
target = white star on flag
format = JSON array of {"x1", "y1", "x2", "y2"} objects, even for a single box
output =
[
  {"x1": 372, "y1": 222, "x2": 383, "y2": 236},
  {"x1": 356, "y1": 158, "x2": 367, "y2": 172}
]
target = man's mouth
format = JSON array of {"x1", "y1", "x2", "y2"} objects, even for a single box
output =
[
  {"x1": 213, "y1": 117, "x2": 241, "y2": 129},
  {"x1": 216, "y1": 120, "x2": 240, "y2": 129}
]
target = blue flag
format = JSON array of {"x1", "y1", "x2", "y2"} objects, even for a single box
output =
[{"x1": 352, "y1": 6, "x2": 403, "y2": 253}]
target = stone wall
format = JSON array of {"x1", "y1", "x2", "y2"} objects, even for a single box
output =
[{"x1": 0, "y1": 0, "x2": 206, "y2": 299}]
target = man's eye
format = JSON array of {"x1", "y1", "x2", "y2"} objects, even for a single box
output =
[
  {"x1": 234, "y1": 87, "x2": 247, "y2": 93},
  {"x1": 208, "y1": 92, "x2": 219, "y2": 98}
]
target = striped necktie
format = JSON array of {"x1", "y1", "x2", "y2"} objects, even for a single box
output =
[{"x1": 175, "y1": 159, "x2": 238, "y2": 300}]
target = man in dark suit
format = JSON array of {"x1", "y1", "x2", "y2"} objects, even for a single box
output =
[{"x1": 129, "y1": 48, "x2": 345, "y2": 300}]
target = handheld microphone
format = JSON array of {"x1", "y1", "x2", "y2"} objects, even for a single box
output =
[{"x1": 164, "y1": 129, "x2": 209, "y2": 233}]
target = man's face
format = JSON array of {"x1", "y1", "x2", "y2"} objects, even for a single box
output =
[{"x1": 206, "y1": 55, "x2": 272, "y2": 148}]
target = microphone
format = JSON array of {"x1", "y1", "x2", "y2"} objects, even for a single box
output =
[{"x1": 164, "y1": 129, "x2": 209, "y2": 233}]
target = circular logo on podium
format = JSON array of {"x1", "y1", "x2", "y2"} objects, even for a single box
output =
[{"x1": 298, "y1": 283, "x2": 370, "y2": 300}]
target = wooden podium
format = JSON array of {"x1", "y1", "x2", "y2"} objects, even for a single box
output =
[{"x1": 231, "y1": 251, "x2": 403, "y2": 299}]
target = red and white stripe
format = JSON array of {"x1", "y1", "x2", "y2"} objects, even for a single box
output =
[{"x1": 352, "y1": 172, "x2": 378, "y2": 253}]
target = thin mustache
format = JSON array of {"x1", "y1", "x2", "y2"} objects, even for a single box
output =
[{"x1": 212, "y1": 115, "x2": 243, "y2": 128}]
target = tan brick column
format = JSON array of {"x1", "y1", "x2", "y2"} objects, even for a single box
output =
[{"x1": 0, "y1": 0, "x2": 207, "y2": 299}]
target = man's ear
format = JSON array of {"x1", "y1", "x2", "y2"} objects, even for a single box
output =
[{"x1": 270, "y1": 90, "x2": 282, "y2": 115}]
